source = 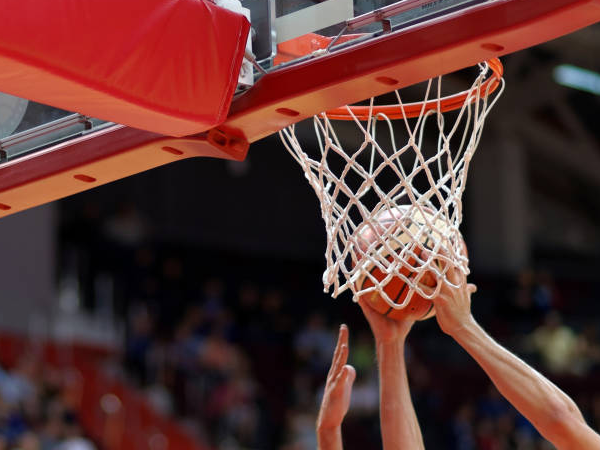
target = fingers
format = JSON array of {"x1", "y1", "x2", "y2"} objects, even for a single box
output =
[
  {"x1": 417, "y1": 280, "x2": 453, "y2": 305},
  {"x1": 421, "y1": 244, "x2": 466, "y2": 286},
  {"x1": 417, "y1": 264, "x2": 475, "y2": 300},
  {"x1": 328, "y1": 325, "x2": 349, "y2": 382},
  {"x1": 417, "y1": 283, "x2": 436, "y2": 297},
  {"x1": 442, "y1": 263, "x2": 463, "y2": 286},
  {"x1": 329, "y1": 342, "x2": 348, "y2": 383},
  {"x1": 358, "y1": 296, "x2": 415, "y2": 341},
  {"x1": 332, "y1": 324, "x2": 348, "y2": 362}
]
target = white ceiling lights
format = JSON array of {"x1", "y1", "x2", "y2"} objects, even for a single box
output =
[{"x1": 553, "y1": 64, "x2": 600, "y2": 95}]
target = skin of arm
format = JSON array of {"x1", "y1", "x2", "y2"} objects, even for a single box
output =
[
  {"x1": 430, "y1": 266, "x2": 600, "y2": 450},
  {"x1": 317, "y1": 324, "x2": 356, "y2": 450},
  {"x1": 359, "y1": 299, "x2": 426, "y2": 450}
]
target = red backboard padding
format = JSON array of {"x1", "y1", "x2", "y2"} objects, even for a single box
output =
[{"x1": 0, "y1": 0, "x2": 250, "y2": 137}]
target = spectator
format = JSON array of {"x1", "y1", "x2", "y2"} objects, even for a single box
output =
[
  {"x1": 477, "y1": 385, "x2": 510, "y2": 420},
  {"x1": 474, "y1": 416, "x2": 499, "y2": 450},
  {"x1": 102, "y1": 202, "x2": 149, "y2": 247},
  {"x1": 350, "y1": 331, "x2": 375, "y2": 374},
  {"x1": 0, "y1": 360, "x2": 35, "y2": 407},
  {"x1": 574, "y1": 322, "x2": 600, "y2": 375},
  {"x1": 533, "y1": 271, "x2": 560, "y2": 314},
  {"x1": 57, "y1": 412, "x2": 96, "y2": 450},
  {"x1": 200, "y1": 278, "x2": 226, "y2": 321},
  {"x1": 125, "y1": 304, "x2": 155, "y2": 384},
  {"x1": 450, "y1": 403, "x2": 476, "y2": 450},
  {"x1": 294, "y1": 313, "x2": 336, "y2": 376},
  {"x1": 528, "y1": 311, "x2": 580, "y2": 375}
]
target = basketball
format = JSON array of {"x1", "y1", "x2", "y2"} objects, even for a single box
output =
[{"x1": 354, "y1": 206, "x2": 466, "y2": 321}]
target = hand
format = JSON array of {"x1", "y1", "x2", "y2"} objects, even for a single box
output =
[
  {"x1": 317, "y1": 324, "x2": 356, "y2": 431},
  {"x1": 358, "y1": 298, "x2": 414, "y2": 344},
  {"x1": 426, "y1": 264, "x2": 478, "y2": 337}
]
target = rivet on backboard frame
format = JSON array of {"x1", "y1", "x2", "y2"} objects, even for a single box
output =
[
  {"x1": 161, "y1": 146, "x2": 184, "y2": 156},
  {"x1": 375, "y1": 76, "x2": 398, "y2": 86},
  {"x1": 481, "y1": 43, "x2": 504, "y2": 52},
  {"x1": 0, "y1": 203, "x2": 11, "y2": 210},
  {"x1": 210, "y1": 131, "x2": 228, "y2": 147},
  {"x1": 73, "y1": 174, "x2": 96, "y2": 183},
  {"x1": 276, "y1": 108, "x2": 300, "y2": 117}
]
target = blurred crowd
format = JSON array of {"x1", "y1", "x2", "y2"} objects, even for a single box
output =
[
  {"x1": 57, "y1": 204, "x2": 600, "y2": 450},
  {"x1": 0, "y1": 358, "x2": 96, "y2": 450}
]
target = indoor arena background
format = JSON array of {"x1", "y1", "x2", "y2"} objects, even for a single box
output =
[{"x1": 1, "y1": 24, "x2": 600, "y2": 450}]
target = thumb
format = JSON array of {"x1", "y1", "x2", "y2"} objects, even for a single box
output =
[
  {"x1": 338, "y1": 365, "x2": 356, "y2": 388},
  {"x1": 345, "y1": 365, "x2": 356, "y2": 385},
  {"x1": 467, "y1": 283, "x2": 477, "y2": 294}
]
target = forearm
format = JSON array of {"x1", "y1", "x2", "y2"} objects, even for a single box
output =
[
  {"x1": 317, "y1": 426, "x2": 343, "y2": 450},
  {"x1": 454, "y1": 320, "x2": 586, "y2": 445},
  {"x1": 377, "y1": 339, "x2": 425, "y2": 450}
]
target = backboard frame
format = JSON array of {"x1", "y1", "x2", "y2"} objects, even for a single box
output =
[{"x1": 1, "y1": 0, "x2": 600, "y2": 217}]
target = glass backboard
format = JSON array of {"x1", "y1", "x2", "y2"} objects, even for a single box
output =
[
  {"x1": 0, "y1": 95, "x2": 112, "y2": 164},
  {"x1": 244, "y1": 0, "x2": 490, "y2": 70}
]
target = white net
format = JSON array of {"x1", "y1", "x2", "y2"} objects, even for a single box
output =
[{"x1": 279, "y1": 60, "x2": 504, "y2": 310}]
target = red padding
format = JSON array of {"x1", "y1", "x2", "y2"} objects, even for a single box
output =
[{"x1": 0, "y1": 0, "x2": 250, "y2": 137}]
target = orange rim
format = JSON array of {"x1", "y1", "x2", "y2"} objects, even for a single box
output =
[{"x1": 324, "y1": 58, "x2": 503, "y2": 121}]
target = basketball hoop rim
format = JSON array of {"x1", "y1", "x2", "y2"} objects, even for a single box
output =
[{"x1": 323, "y1": 58, "x2": 503, "y2": 121}]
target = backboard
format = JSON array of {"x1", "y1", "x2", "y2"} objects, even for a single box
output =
[
  {"x1": 246, "y1": 0, "x2": 493, "y2": 65},
  {"x1": 1, "y1": 0, "x2": 600, "y2": 218}
]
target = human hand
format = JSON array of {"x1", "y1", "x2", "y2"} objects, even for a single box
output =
[
  {"x1": 358, "y1": 298, "x2": 414, "y2": 344},
  {"x1": 317, "y1": 324, "x2": 356, "y2": 432},
  {"x1": 425, "y1": 264, "x2": 477, "y2": 337}
]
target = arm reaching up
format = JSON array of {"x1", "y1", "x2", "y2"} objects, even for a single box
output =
[
  {"x1": 358, "y1": 299, "x2": 426, "y2": 450},
  {"x1": 317, "y1": 324, "x2": 356, "y2": 450},
  {"x1": 430, "y1": 266, "x2": 600, "y2": 450}
]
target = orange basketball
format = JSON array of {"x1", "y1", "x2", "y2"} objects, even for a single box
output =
[{"x1": 354, "y1": 206, "x2": 466, "y2": 321}]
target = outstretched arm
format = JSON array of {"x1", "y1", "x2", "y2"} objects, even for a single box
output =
[
  {"x1": 317, "y1": 324, "x2": 356, "y2": 450},
  {"x1": 431, "y1": 267, "x2": 600, "y2": 450},
  {"x1": 359, "y1": 299, "x2": 426, "y2": 450}
]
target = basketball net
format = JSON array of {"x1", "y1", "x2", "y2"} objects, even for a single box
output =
[{"x1": 279, "y1": 59, "x2": 504, "y2": 309}]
